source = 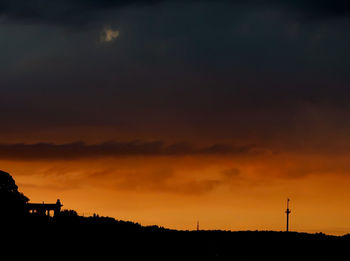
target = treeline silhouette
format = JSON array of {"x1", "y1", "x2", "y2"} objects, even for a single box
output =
[{"x1": 1, "y1": 170, "x2": 349, "y2": 260}]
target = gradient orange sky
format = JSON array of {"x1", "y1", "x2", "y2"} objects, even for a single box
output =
[{"x1": 2, "y1": 136, "x2": 350, "y2": 235}]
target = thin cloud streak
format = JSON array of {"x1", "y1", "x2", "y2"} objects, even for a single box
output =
[{"x1": 0, "y1": 141, "x2": 268, "y2": 161}]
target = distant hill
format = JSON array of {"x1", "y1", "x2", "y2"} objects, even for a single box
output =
[
  {"x1": 1, "y1": 170, "x2": 349, "y2": 260},
  {"x1": 4, "y1": 214, "x2": 350, "y2": 260}
]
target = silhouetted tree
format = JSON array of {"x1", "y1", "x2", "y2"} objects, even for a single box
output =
[
  {"x1": 0, "y1": 170, "x2": 29, "y2": 220},
  {"x1": 59, "y1": 209, "x2": 78, "y2": 217},
  {"x1": 54, "y1": 209, "x2": 80, "y2": 224}
]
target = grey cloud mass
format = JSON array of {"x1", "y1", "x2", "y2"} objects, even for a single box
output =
[
  {"x1": 0, "y1": 0, "x2": 349, "y2": 151},
  {"x1": 1, "y1": 0, "x2": 350, "y2": 26}
]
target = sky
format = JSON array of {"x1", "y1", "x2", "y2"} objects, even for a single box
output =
[{"x1": 1, "y1": 0, "x2": 350, "y2": 235}]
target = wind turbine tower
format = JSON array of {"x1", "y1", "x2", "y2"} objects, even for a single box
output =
[{"x1": 285, "y1": 198, "x2": 291, "y2": 232}]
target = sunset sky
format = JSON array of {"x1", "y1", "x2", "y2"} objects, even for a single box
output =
[{"x1": 1, "y1": 0, "x2": 350, "y2": 235}]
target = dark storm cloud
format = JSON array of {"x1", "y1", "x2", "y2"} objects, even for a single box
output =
[
  {"x1": 0, "y1": 0, "x2": 349, "y2": 151},
  {"x1": 0, "y1": 0, "x2": 350, "y2": 26},
  {"x1": 0, "y1": 0, "x2": 161, "y2": 26},
  {"x1": 237, "y1": 0, "x2": 350, "y2": 18},
  {"x1": 0, "y1": 141, "x2": 265, "y2": 160}
]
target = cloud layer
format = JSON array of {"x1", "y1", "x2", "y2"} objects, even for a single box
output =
[
  {"x1": 1, "y1": 0, "x2": 350, "y2": 26},
  {"x1": 0, "y1": 141, "x2": 266, "y2": 160}
]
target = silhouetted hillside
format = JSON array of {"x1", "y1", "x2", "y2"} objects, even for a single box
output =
[
  {"x1": 6, "y1": 222, "x2": 350, "y2": 260},
  {"x1": 5, "y1": 211, "x2": 350, "y2": 260},
  {"x1": 1, "y1": 170, "x2": 349, "y2": 260}
]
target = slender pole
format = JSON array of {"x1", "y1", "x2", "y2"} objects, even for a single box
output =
[{"x1": 285, "y1": 198, "x2": 291, "y2": 232}]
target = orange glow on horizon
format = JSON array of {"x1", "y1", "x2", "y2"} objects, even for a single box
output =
[{"x1": 2, "y1": 150, "x2": 350, "y2": 236}]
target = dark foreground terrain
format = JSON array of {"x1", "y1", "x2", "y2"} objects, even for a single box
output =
[
  {"x1": 1, "y1": 171, "x2": 348, "y2": 260},
  {"x1": 3, "y1": 215, "x2": 350, "y2": 260}
]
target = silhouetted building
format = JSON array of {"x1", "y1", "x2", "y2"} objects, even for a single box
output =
[{"x1": 27, "y1": 199, "x2": 63, "y2": 217}]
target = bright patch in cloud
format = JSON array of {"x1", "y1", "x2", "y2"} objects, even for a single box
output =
[{"x1": 101, "y1": 27, "x2": 120, "y2": 42}]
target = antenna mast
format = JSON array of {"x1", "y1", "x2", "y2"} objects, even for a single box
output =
[{"x1": 285, "y1": 198, "x2": 291, "y2": 232}]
